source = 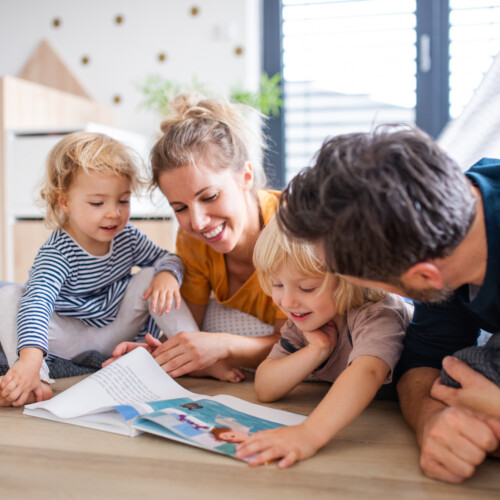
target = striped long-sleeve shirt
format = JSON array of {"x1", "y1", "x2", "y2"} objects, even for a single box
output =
[{"x1": 17, "y1": 223, "x2": 184, "y2": 354}]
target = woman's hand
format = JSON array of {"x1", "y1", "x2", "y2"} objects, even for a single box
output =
[
  {"x1": 102, "y1": 333, "x2": 162, "y2": 367},
  {"x1": 235, "y1": 424, "x2": 322, "y2": 468},
  {"x1": 142, "y1": 271, "x2": 181, "y2": 315},
  {"x1": 151, "y1": 331, "x2": 228, "y2": 378},
  {"x1": 431, "y1": 356, "x2": 500, "y2": 418}
]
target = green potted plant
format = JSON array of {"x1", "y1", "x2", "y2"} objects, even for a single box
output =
[{"x1": 136, "y1": 72, "x2": 283, "y2": 118}]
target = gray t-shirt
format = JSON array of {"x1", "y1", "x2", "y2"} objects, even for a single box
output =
[{"x1": 268, "y1": 294, "x2": 413, "y2": 384}]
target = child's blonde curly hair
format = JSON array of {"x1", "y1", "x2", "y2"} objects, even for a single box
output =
[
  {"x1": 39, "y1": 132, "x2": 143, "y2": 229},
  {"x1": 253, "y1": 215, "x2": 386, "y2": 316}
]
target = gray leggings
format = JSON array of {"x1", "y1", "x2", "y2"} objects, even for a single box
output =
[{"x1": 0, "y1": 268, "x2": 198, "y2": 379}]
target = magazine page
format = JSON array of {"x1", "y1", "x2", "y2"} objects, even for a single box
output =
[
  {"x1": 131, "y1": 397, "x2": 299, "y2": 458},
  {"x1": 24, "y1": 347, "x2": 197, "y2": 419}
]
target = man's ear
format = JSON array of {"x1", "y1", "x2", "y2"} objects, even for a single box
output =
[
  {"x1": 242, "y1": 162, "x2": 254, "y2": 191},
  {"x1": 57, "y1": 191, "x2": 70, "y2": 214},
  {"x1": 402, "y1": 262, "x2": 444, "y2": 289}
]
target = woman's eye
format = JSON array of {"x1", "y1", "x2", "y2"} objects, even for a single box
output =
[
  {"x1": 203, "y1": 193, "x2": 218, "y2": 202},
  {"x1": 272, "y1": 283, "x2": 283, "y2": 288},
  {"x1": 300, "y1": 287, "x2": 316, "y2": 293},
  {"x1": 175, "y1": 206, "x2": 187, "y2": 213}
]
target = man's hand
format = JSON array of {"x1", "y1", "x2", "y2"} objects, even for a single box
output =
[
  {"x1": 398, "y1": 367, "x2": 499, "y2": 484},
  {"x1": 418, "y1": 404, "x2": 498, "y2": 483},
  {"x1": 431, "y1": 356, "x2": 500, "y2": 418}
]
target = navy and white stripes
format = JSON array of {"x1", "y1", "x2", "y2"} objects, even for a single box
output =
[{"x1": 17, "y1": 223, "x2": 183, "y2": 354}]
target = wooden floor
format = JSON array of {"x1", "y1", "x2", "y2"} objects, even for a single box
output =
[{"x1": 0, "y1": 374, "x2": 499, "y2": 499}]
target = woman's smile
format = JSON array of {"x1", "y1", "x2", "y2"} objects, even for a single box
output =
[{"x1": 202, "y1": 222, "x2": 226, "y2": 241}]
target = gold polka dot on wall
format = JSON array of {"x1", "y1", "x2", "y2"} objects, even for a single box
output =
[
  {"x1": 81, "y1": 55, "x2": 90, "y2": 65},
  {"x1": 52, "y1": 17, "x2": 62, "y2": 28},
  {"x1": 158, "y1": 53, "x2": 167, "y2": 63},
  {"x1": 113, "y1": 95, "x2": 122, "y2": 105},
  {"x1": 190, "y1": 6, "x2": 200, "y2": 16},
  {"x1": 115, "y1": 14, "x2": 124, "y2": 25},
  {"x1": 235, "y1": 46, "x2": 244, "y2": 56}
]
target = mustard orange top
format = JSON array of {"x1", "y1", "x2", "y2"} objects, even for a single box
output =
[{"x1": 176, "y1": 190, "x2": 287, "y2": 325}]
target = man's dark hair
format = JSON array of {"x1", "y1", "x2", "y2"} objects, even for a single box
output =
[{"x1": 278, "y1": 124, "x2": 477, "y2": 282}]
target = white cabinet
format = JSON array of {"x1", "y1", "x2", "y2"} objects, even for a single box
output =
[{"x1": 0, "y1": 77, "x2": 175, "y2": 281}]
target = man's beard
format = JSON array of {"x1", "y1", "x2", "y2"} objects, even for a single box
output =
[{"x1": 394, "y1": 280, "x2": 455, "y2": 304}]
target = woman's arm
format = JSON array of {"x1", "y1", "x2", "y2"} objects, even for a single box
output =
[
  {"x1": 149, "y1": 300, "x2": 282, "y2": 376},
  {"x1": 236, "y1": 355, "x2": 389, "y2": 467},
  {"x1": 151, "y1": 330, "x2": 280, "y2": 377}
]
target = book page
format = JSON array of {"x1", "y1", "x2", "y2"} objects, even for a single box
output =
[
  {"x1": 25, "y1": 347, "x2": 196, "y2": 419},
  {"x1": 132, "y1": 397, "x2": 288, "y2": 459}
]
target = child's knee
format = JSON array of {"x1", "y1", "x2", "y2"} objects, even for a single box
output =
[
  {"x1": 129, "y1": 267, "x2": 156, "y2": 296},
  {"x1": 0, "y1": 283, "x2": 25, "y2": 309}
]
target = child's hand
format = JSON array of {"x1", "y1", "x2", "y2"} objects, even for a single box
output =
[
  {"x1": 0, "y1": 348, "x2": 44, "y2": 406},
  {"x1": 303, "y1": 321, "x2": 339, "y2": 357},
  {"x1": 235, "y1": 424, "x2": 321, "y2": 468},
  {"x1": 142, "y1": 271, "x2": 181, "y2": 315}
]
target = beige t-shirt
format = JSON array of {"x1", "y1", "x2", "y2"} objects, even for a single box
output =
[{"x1": 267, "y1": 294, "x2": 413, "y2": 384}]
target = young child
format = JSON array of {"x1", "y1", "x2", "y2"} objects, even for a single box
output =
[
  {"x1": 235, "y1": 216, "x2": 413, "y2": 467},
  {"x1": 0, "y1": 132, "x2": 198, "y2": 407}
]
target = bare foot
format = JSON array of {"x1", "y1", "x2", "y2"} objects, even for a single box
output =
[
  {"x1": 190, "y1": 360, "x2": 245, "y2": 383},
  {"x1": 0, "y1": 378, "x2": 53, "y2": 407}
]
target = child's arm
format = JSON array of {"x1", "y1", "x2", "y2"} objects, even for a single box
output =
[
  {"x1": 255, "y1": 325, "x2": 337, "y2": 402},
  {"x1": 129, "y1": 225, "x2": 185, "y2": 287},
  {"x1": 142, "y1": 270, "x2": 181, "y2": 315},
  {"x1": 0, "y1": 347, "x2": 45, "y2": 406},
  {"x1": 237, "y1": 355, "x2": 389, "y2": 468}
]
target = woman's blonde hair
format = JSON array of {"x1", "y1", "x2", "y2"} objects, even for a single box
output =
[
  {"x1": 39, "y1": 131, "x2": 142, "y2": 229},
  {"x1": 253, "y1": 216, "x2": 386, "y2": 316},
  {"x1": 150, "y1": 93, "x2": 267, "y2": 190}
]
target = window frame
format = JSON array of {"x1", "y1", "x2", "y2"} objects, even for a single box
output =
[{"x1": 263, "y1": 0, "x2": 451, "y2": 187}]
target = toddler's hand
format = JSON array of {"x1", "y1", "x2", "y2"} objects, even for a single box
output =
[
  {"x1": 142, "y1": 271, "x2": 181, "y2": 315},
  {"x1": 235, "y1": 424, "x2": 321, "y2": 468},
  {"x1": 0, "y1": 353, "x2": 44, "y2": 406},
  {"x1": 303, "y1": 321, "x2": 339, "y2": 354}
]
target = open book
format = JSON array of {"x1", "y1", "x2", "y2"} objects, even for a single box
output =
[{"x1": 24, "y1": 348, "x2": 305, "y2": 459}]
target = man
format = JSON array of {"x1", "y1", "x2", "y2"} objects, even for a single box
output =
[{"x1": 277, "y1": 125, "x2": 500, "y2": 483}]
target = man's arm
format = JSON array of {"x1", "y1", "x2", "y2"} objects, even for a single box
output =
[{"x1": 397, "y1": 367, "x2": 499, "y2": 483}]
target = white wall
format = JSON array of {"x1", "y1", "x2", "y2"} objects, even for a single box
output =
[{"x1": 0, "y1": 0, "x2": 261, "y2": 140}]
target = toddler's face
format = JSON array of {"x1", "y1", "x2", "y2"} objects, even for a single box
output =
[
  {"x1": 59, "y1": 170, "x2": 131, "y2": 255},
  {"x1": 271, "y1": 263, "x2": 337, "y2": 332}
]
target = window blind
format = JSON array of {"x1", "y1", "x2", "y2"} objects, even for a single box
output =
[
  {"x1": 449, "y1": 0, "x2": 500, "y2": 118},
  {"x1": 282, "y1": 0, "x2": 417, "y2": 181}
]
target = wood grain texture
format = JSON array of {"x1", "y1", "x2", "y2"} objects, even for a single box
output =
[
  {"x1": 0, "y1": 374, "x2": 498, "y2": 499},
  {"x1": 19, "y1": 40, "x2": 91, "y2": 99}
]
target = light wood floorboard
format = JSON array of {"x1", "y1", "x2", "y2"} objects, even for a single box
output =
[{"x1": 1, "y1": 375, "x2": 499, "y2": 499}]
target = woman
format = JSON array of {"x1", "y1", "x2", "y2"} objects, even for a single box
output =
[{"x1": 110, "y1": 94, "x2": 286, "y2": 381}]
